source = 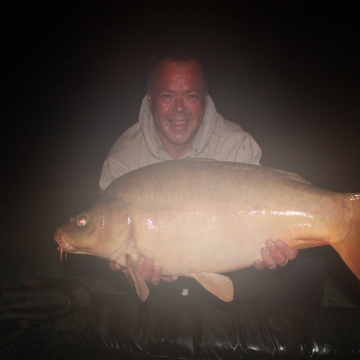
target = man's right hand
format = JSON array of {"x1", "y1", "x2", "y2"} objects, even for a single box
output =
[
  {"x1": 109, "y1": 257, "x2": 178, "y2": 285},
  {"x1": 253, "y1": 240, "x2": 298, "y2": 270}
]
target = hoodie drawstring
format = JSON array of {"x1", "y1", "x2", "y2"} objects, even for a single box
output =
[{"x1": 157, "y1": 147, "x2": 165, "y2": 162}]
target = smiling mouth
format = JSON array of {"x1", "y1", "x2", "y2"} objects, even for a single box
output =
[{"x1": 169, "y1": 119, "x2": 189, "y2": 125}]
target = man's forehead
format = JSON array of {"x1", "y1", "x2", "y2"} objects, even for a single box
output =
[
  {"x1": 155, "y1": 58, "x2": 203, "y2": 76},
  {"x1": 156, "y1": 87, "x2": 203, "y2": 95},
  {"x1": 153, "y1": 59, "x2": 205, "y2": 89}
]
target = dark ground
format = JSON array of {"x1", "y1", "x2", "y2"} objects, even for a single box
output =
[{"x1": 1, "y1": 1, "x2": 360, "y2": 307}]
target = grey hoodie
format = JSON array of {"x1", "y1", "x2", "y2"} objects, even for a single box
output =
[{"x1": 99, "y1": 95, "x2": 262, "y2": 191}]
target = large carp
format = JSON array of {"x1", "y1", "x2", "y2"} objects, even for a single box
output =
[{"x1": 54, "y1": 159, "x2": 360, "y2": 302}]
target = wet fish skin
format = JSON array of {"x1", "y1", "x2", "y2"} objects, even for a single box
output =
[{"x1": 54, "y1": 159, "x2": 360, "y2": 302}]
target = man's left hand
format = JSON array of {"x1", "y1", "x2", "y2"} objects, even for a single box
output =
[
  {"x1": 253, "y1": 240, "x2": 298, "y2": 270},
  {"x1": 109, "y1": 257, "x2": 178, "y2": 285}
]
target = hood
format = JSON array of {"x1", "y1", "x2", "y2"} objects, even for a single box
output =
[{"x1": 139, "y1": 95, "x2": 218, "y2": 161}]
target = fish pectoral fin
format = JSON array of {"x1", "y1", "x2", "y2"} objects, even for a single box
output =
[
  {"x1": 191, "y1": 272, "x2": 234, "y2": 302},
  {"x1": 125, "y1": 253, "x2": 150, "y2": 302}
]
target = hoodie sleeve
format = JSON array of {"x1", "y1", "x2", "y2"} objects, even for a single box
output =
[
  {"x1": 99, "y1": 123, "x2": 142, "y2": 192},
  {"x1": 99, "y1": 157, "x2": 131, "y2": 192}
]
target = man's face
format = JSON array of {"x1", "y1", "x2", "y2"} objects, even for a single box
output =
[{"x1": 147, "y1": 59, "x2": 208, "y2": 158}]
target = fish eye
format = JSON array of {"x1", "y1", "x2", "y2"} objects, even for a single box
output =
[{"x1": 77, "y1": 217, "x2": 87, "y2": 227}]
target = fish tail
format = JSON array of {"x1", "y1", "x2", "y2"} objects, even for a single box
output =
[{"x1": 331, "y1": 194, "x2": 360, "y2": 280}]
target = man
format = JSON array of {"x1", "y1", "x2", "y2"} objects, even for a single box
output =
[{"x1": 99, "y1": 49, "x2": 324, "y2": 305}]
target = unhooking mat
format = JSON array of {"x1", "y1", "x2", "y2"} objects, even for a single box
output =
[{"x1": 1, "y1": 277, "x2": 360, "y2": 359}]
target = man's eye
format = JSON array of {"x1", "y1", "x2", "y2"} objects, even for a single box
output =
[
  {"x1": 161, "y1": 94, "x2": 171, "y2": 99},
  {"x1": 188, "y1": 94, "x2": 197, "y2": 99}
]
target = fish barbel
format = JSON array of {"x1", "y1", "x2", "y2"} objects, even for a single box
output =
[{"x1": 54, "y1": 159, "x2": 360, "y2": 302}]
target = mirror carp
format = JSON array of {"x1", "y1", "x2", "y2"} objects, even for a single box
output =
[{"x1": 54, "y1": 159, "x2": 360, "y2": 302}]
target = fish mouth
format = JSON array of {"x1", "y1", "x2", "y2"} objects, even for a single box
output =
[
  {"x1": 53, "y1": 231, "x2": 91, "y2": 261},
  {"x1": 54, "y1": 230, "x2": 70, "y2": 262}
]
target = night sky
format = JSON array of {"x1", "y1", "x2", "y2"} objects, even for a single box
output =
[{"x1": 2, "y1": 1, "x2": 360, "y2": 292}]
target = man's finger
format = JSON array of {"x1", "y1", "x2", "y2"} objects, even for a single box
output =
[
  {"x1": 275, "y1": 240, "x2": 298, "y2": 260},
  {"x1": 150, "y1": 265, "x2": 163, "y2": 285},
  {"x1": 139, "y1": 258, "x2": 155, "y2": 281},
  {"x1": 253, "y1": 259, "x2": 266, "y2": 270},
  {"x1": 261, "y1": 246, "x2": 278, "y2": 269},
  {"x1": 266, "y1": 239, "x2": 287, "y2": 266},
  {"x1": 109, "y1": 262, "x2": 121, "y2": 271}
]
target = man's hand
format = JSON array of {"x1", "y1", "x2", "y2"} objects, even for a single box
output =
[
  {"x1": 109, "y1": 257, "x2": 178, "y2": 285},
  {"x1": 253, "y1": 240, "x2": 298, "y2": 270}
]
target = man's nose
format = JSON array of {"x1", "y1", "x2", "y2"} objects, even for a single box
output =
[{"x1": 172, "y1": 96, "x2": 186, "y2": 113}]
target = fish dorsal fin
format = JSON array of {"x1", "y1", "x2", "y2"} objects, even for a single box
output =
[
  {"x1": 271, "y1": 168, "x2": 311, "y2": 185},
  {"x1": 125, "y1": 253, "x2": 150, "y2": 302},
  {"x1": 191, "y1": 272, "x2": 234, "y2": 302}
]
